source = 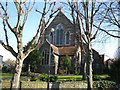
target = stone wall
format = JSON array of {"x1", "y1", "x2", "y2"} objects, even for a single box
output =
[{"x1": 2, "y1": 81, "x2": 87, "y2": 89}]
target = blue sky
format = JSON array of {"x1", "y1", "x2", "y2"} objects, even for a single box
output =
[{"x1": 0, "y1": 1, "x2": 119, "y2": 61}]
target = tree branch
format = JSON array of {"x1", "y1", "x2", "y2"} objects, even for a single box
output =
[
  {"x1": 103, "y1": 2, "x2": 120, "y2": 28},
  {"x1": 91, "y1": 8, "x2": 109, "y2": 41},
  {"x1": 0, "y1": 2, "x2": 14, "y2": 33},
  {"x1": 93, "y1": 24, "x2": 120, "y2": 38},
  {"x1": 1, "y1": 42, "x2": 17, "y2": 58},
  {"x1": 3, "y1": 19, "x2": 9, "y2": 45},
  {"x1": 22, "y1": 1, "x2": 35, "y2": 28},
  {"x1": 90, "y1": 1, "x2": 95, "y2": 34},
  {"x1": 23, "y1": 1, "x2": 47, "y2": 57},
  {"x1": 93, "y1": 3, "x2": 103, "y2": 17}
]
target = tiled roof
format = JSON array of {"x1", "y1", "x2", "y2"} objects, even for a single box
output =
[
  {"x1": 51, "y1": 45, "x2": 77, "y2": 55},
  {"x1": 45, "y1": 40, "x2": 78, "y2": 55},
  {"x1": 58, "y1": 46, "x2": 77, "y2": 55}
]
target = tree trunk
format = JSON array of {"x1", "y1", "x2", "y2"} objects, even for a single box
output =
[
  {"x1": 10, "y1": 30, "x2": 24, "y2": 89},
  {"x1": 11, "y1": 59, "x2": 23, "y2": 89},
  {"x1": 81, "y1": 50, "x2": 86, "y2": 80},
  {"x1": 82, "y1": 62, "x2": 86, "y2": 80},
  {"x1": 86, "y1": 42, "x2": 94, "y2": 89},
  {"x1": 86, "y1": 61, "x2": 93, "y2": 89},
  {"x1": 28, "y1": 64, "x2": 31, "y2": 73}
]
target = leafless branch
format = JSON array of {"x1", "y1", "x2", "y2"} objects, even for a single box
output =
[
  {"x1": 93, "y1": 24, "x2": 120, "y2": 38},
  {"x1": 0, "y1": 2, "x2": 14, "y2": 33},
  {"x1": 23, "y1": 1, "x2": 58, "y2": 57},
  {"x1": 1, "y1": 42, "x2": 17, "y2": 57},
  {"x1": 110, "y1": 8, "x2": 120, "y2": 28},
  {"x1": 21, "y1": 0, "x2": 28, "y2": 6},
  {"x1": 14, "y1": 1, "x2": 19, "y2": 12},
  {"x1": 91, "y1": 8, "x2": 109, "y2": 41},
  {"x1": 93, "y1": 3, "x2": 103, "y2": 17},
  {"x1": 90, "y1": 1, "x2": 95, "y2": 33},
  {"x1": 3, "y1": 20, "x2": 9, "y2": 45},
  {"x1": 103, "y1": 2, "x2": 120, "y2": 28},
  {"x1": 22, "y1": 0, "x2": 35, "y2": 28},
  {"x1": 108, "y1": 30, "x2": 120, "y2": 32},
  {"x1": 46, "y1": 8, "x2": 60, "y2": 26}
]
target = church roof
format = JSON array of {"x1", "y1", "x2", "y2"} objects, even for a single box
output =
[
  {"x1": 41, "y1": 39, "x2": 77, "y2": 56},
  {"x1": 58, "y1": 46, "x2": 77, "y2": 55},
  {"x1": 51, "y1": 45, "x2": 77, "y2": 55}
]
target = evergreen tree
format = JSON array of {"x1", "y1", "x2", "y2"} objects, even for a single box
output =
[
  {"x1": 63, "y1": 55, "x2": 71, "y2": 74},
  {"x1": 109, "y1": 58, "x2": 120, "y2": 83},
  {"x1": 24, "y1": 49, "x2": 43, "y2": 73}
]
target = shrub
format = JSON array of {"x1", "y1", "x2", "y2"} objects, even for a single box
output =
[
  {"x1": 2, "y1": 66, "x2": 9, "y2": 72},
  {"x1": 109, "y1": 58, "x2": 120, "y2": 83},
  {"x1": 30, "y1": 76, "x2": 38, "y2": 81},
  {"x1": 69, "y1": 77, "x2": 76, "y2": 81},
  {"x1": 93, "y1": 80, "x2": 117, "y2": 88},
  {"x1": 50, "y1": 75, "x2": 58, "y2": 82},
  {"x1": 59, "y1": 71, "x2": 65, "y2": 75},
  {"x1": 93, "y1": 75, "x2": 101, "y2": 80},
  {"x1": 39, "y1": 74, "x2": 48, "y2": 82},
  {"x1": 29, "y1": 72, "x2": 40, "y2": 77},
  {"x1": 21, "y1": 72, "x2": 28, "y2": 76},
  {"x1": 39, "y1": 74, "x2": 58, "y2": 82}
]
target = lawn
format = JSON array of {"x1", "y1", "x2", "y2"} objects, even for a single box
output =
[
  {"x1": 21, "y1": 75, "x2": 83, "y2": 82},
  {"x1": 0, "y1": 72, "x2": 13, "y2": 79},
  {"x1": 58, "y1": 75, "x2": 82, "y2": 81},
  {"x1": 1, "y1": 72, "x2": 110, "y2": 82},
  {"x1": 57, "y1": 75, "x2": 110, "y2": 81},
  {"x1": 93, "y1": 74, "x2": 110, "y2": 80}
]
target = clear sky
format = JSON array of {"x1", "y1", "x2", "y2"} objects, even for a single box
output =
[{"x1": 0, "y1": 1, "x2": 119, "y2": 61}]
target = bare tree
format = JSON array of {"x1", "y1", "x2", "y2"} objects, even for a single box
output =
[
  {"x1": 65, "y1": 1, "x2": 87, "y2": 79},
  {"x1": 63, "y1": 1, "x2": 108, "y2": 89},
  {"x1": 0, "y1": 0, "x2": 59, "y2": 88},
  {"x1": 64, "y1": 1, "x2": 120, "y2": 89},
  {"x1": 94, "y1": 2, "x2": 120, "y2": 38},
  {"x1": 104, "y1": 2, "x2": 120, "y2": 28}
]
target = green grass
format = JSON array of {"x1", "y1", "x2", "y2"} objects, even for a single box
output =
[
  {"x1": 58, "y1": 75, "x2": 82, "y2": 81},
  {"x1": 1, "y1": 72, "x2": 110, "y2": 82},
  {"x1": 93, "y1": 74, "x2": 110, "y2": 80},
  {"x1": 98, "y1": 75, "x2": 110, "y2": 78},
  {"x1": 15, "y1": 75, "x2": 83, "y2": 81},
  {"x1": 0, "y1": 73, "x2": 27, "y2": 79},
  {"x1": 58, "y1": 75, "x2": 110, "y2": 81},
  {"x1": 0, "y1": 72, "x2": 13, "y2": 79}
]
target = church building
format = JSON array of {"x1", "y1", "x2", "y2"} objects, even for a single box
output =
[{"x1": 39, "y1": 11, "x2": 104, "y2": 75}]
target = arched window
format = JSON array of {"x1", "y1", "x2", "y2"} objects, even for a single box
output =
[
  {"x1": 65, "y1": 31, "x2": 70, "y2": 45},
  {"x1": 56, "y1": 24, "x2": 63, "y2": 45},
  {"x1": 42, "y1": 51, "x2": 45, "y2": 65},
  {"x1": 45, "y1": 50, "x2": 49, "y2": 64},
  {"x1": 50, "y1": 32, "x2": 54, "y2": 44},
  {"x1": 41, "y1": 50, "x2": 49, "y2": 65}
]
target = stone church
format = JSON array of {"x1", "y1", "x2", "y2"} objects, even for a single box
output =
[{"x1": 39, "y1": 11, "x2": 104, "y2": 75}]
